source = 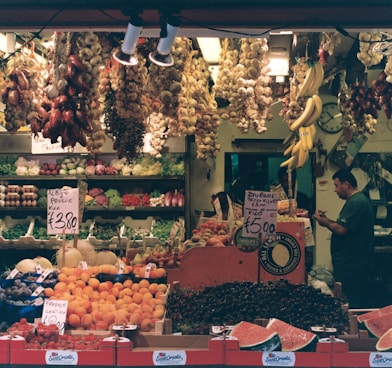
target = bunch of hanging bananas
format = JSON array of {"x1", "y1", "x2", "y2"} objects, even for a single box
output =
[
  {"x1": 281, "y1": 61, "x2": 324, "y2": 170},
  {"x1": 296, "y1": 61, "x2": 325, "y2": 99},
  {"x1": 281, "y1": 123, "x2": 317, "y2": 170}
]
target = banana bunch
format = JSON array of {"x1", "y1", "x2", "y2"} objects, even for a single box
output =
[
  {"x1": 289, "y1": 93, "x2": 323, "y2": 132},
  {"x1": 281, "y1": 93, "x2": 321, "y2": 170},
  {"x1": 280, "y1": 60, "x2": 324, "y2": 170},
  {"x1": 281, "y1": 124, "x2": 317, "y2": 170},
  {"x1": 296, "y1": 61, "x2": 324, "y2": 98}
]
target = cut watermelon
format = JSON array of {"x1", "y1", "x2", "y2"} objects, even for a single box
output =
[
  {"x1": 357, "y1": 305, "x2": 392, "y2": 324},
  {"x1": 376, "y1": 328, "x2": 392, "y2": 352},
  {"x1": 229, "y1": 321, "x2": 281, "y2": 351},
  {"x1": 266, "y1": 318, "x2": 318, "y2": 352},
  {"x1": 364, "y1": 311, "x2": 392, "y2": 338}
]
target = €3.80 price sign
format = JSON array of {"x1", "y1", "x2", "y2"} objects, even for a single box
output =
[
  {"x1": 47, "y1": 188, "x2": 79, "y2": 235},
  {"x1": 243, "y1": 190, "x2": 278, "y2": 239}
]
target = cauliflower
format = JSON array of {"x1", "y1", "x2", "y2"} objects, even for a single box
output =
[
  {"x1": 110, "y1": 157, "x2": 127, "y2": 171},
  {"x1": 29, "y1": 165, "x2": 41, "y2": 176},
  {"x1": 16, "y1": 166, "x2": 29, "y2": 176},
  {"x1": 121, "y1": 164, "x2": 133, "y2": 176},
  {"x1": 132, "y1": 164, "x2": 143, "y2": 176}
]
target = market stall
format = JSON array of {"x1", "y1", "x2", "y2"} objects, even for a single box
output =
[{"x1": 1, "y1": 1, "x2": 392, "y2": 367}]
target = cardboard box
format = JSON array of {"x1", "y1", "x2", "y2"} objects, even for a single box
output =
[
  {"x1": 116, "y1": 334, "x2": 225, "y2": 366},
  {"x1": 224, "y1": 337, "x2": 333, "y2": 367},
  {"x1": 9, "y1": 335, "x2": 117, "y2": 366},
  {"x1": 0, "y1": 335, "x2": 10, "y2": 364}
]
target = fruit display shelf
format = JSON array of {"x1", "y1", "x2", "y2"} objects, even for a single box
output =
[
  {"x1": 1, "y1": 333, "x2": 392, "y2": 367},
  {"x1": 8, "y1": 334, "x2": 118, "y2": 366}
]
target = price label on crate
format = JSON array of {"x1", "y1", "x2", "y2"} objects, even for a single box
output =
[
  {"x1": 47, "y1": 188, "x2": 79, "y2": 234},
  {"x1": 243, "y1": 190, "x2": 278, "y2": 238}
]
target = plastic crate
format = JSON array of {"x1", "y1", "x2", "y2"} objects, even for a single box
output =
[
  {"x1": 0, "y1": 216, "x2": 34, "y2": 245},
  {"x1": 88, "y1": 216, "x2": 125, "y2": 246},
  {"x1": 123, "y1": 216, "x2": 154, "y2": 246},
  {"x1": 24, "y1": 217, "x2": 59, "y2": 246}
]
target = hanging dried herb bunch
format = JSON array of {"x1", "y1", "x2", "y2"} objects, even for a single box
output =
[{"x1": 103, "y1": 90, "x2": 146, "y2": 160}]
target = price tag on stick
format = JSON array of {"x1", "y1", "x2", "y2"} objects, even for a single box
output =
[
  {"x1": 243, "y1": 190, "x2": 278, "y2": 239},
  {"x1": 47, "y1": 188, "x2": 79, "y2": 235}
]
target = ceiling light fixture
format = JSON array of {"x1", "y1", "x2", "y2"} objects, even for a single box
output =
[
  {"x1": 113, "y1": 13, "x2": 144, "y2": 66},
  {"x1": 267, "y1": 34, "x2": 292, "y2": 82},
  {"x1": 149, "y1": 14, "x2": 181, "y2": 67},
  {"x1": 197, "y1": 37, "x2": 222, "y2": 64}
]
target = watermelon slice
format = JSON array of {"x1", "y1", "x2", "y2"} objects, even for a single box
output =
[
  {"x1": 229, "y1": 321, "x2": 281, "y2": 351},
  {"x1": 376, "y1": 328, "x2": 392, "y2": 352},
  {"x1": 357, "y1": 305, "x2": 392, "y2": 324},
  {"x1": 266, "y1": 318, "x2": 318, "y2": 352},
  {"x1": 364, "y1": 311, "x2": 392, "y2": 338}
]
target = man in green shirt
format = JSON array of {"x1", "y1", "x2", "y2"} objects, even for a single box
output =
[{"x1": 313, "y1": 169, "x2": 374, "y2": 307}]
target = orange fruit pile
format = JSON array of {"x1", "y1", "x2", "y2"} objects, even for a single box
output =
[{"x1": 44, "y1": 266, "x2": 168, "y2": 332}]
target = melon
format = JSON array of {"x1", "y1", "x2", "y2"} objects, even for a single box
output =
[
  {"x1": 363, "y1": 311, "x2": 392, "y2": 338},
  {"x1": 266, "y1": 318, "x2": 318, "y2": 352},
  {"x1": 357, "y1": 305, "x2": 392, "y2": 324},
  {"x1": 229, "y1": 321, "x2": 281, "y2": 351},
  {"x1": 376, "y1": 328, "x2": 392, "y2": 351}
]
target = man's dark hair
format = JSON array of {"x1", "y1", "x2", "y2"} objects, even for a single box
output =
[{"x1": 332, "y1": 169, "x2": 357, "y2": 188}]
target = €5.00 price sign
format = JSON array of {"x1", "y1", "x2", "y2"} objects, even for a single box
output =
[
  {"x1": 47, "y1": 188, "x2": 79, "y2": 235},
  {"x1": 243, "y1": 190, "x2": 278, "y2": 239}
]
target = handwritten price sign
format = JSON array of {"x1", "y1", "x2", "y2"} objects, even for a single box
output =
[
  {"x1": 243, "y1": 190, "x2": 278, "y2": 238},
  {"x1": 47, "y1": 188, "x2": 79, "y2": 235},
  {"x1": 41, "y1": 299, "x2": 68, "y2": 335}
]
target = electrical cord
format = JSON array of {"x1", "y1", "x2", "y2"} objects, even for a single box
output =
[{"x1": 0, "y1": 0, "x2": 77, "y2": 68}]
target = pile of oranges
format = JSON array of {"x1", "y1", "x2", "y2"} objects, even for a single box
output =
[{"x1": 43, "y1": 266, "x2": 168, "y2": 332}]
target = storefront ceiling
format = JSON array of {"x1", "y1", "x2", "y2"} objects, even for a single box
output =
[{"x1": 0, "y1": 0, "x2": 392, "y2": 33}]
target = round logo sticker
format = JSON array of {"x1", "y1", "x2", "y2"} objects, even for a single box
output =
[
  {"x1": 260, "y1": 232, "x2": 301, "y2": 275},
  {"x1": 233, "y1": 226, "x2": 260, "y2": 252}
]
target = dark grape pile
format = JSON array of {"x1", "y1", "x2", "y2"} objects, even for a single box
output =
[{"x1": 166, "y1": 279, "x2": 349, "y2": 335}]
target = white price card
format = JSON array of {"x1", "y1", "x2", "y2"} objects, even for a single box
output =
[
  {"x1": 47, "y1": 188, "x2": 79, "y2": 234},
  {"x1": 242, "y1": 190, "x2": 278, "y2": 238},
  {"x1": 41, "y1": 299, "x2": 68, "y2": 335}
]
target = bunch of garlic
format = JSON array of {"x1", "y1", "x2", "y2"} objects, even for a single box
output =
[
  {"x1": 73, "y1": 32, "x2": 106, "y2": 153},
  {"x1": 357, "y1": 32, "x2": 384, "y2": 68},
  {"x1": 213, "y1": 38, "x2": 239, "y2": 104},
  {"x1": 320, "y1": 32, "x2": 342, "y2": 56},
  {"x1": 1, "y1": 44, "x2": 46, "y2": 132},
  {"x1": 146, "y1": 38, "x2": 191, "y2": 119},
  {"x1": 195, "y1": 114, "x2": 221, "y2": 161},
  {"x1": 280, "y1": 57, "x2": 309, "y2": 128},
  {"x1": 384, "y1": 53, "x2": 392, "y2": 83},
  {"x1": 362, "y1": 113, "x2": 377, "y2": 134},
  {"x1": 108, "y1": 55, "x2": 150, "y2": 122},
  {"x1": 187, "y1": 54, "x2": 221, "y2": 161},
  {"x1": 290, "y1": 57, "x2": 310, "y2": 100},
  {"x1": 229, "y1": 38, "x2": 271, "y2": 133},
  {"x1": 177, "y1": 50, "x2": 214, "y2": 139},
  {"x1": 44, "y1": 32, "x2": 68, "y2": 100},
  {"x1": 338, "y1": 70, "x2": 356, "y2": 131},
  {"x1": 284, "y1": 100, "x2": 305, "y2": 127},
  {"x1": 146, "y1": 112, "x2": 170, "y2": 158}
]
